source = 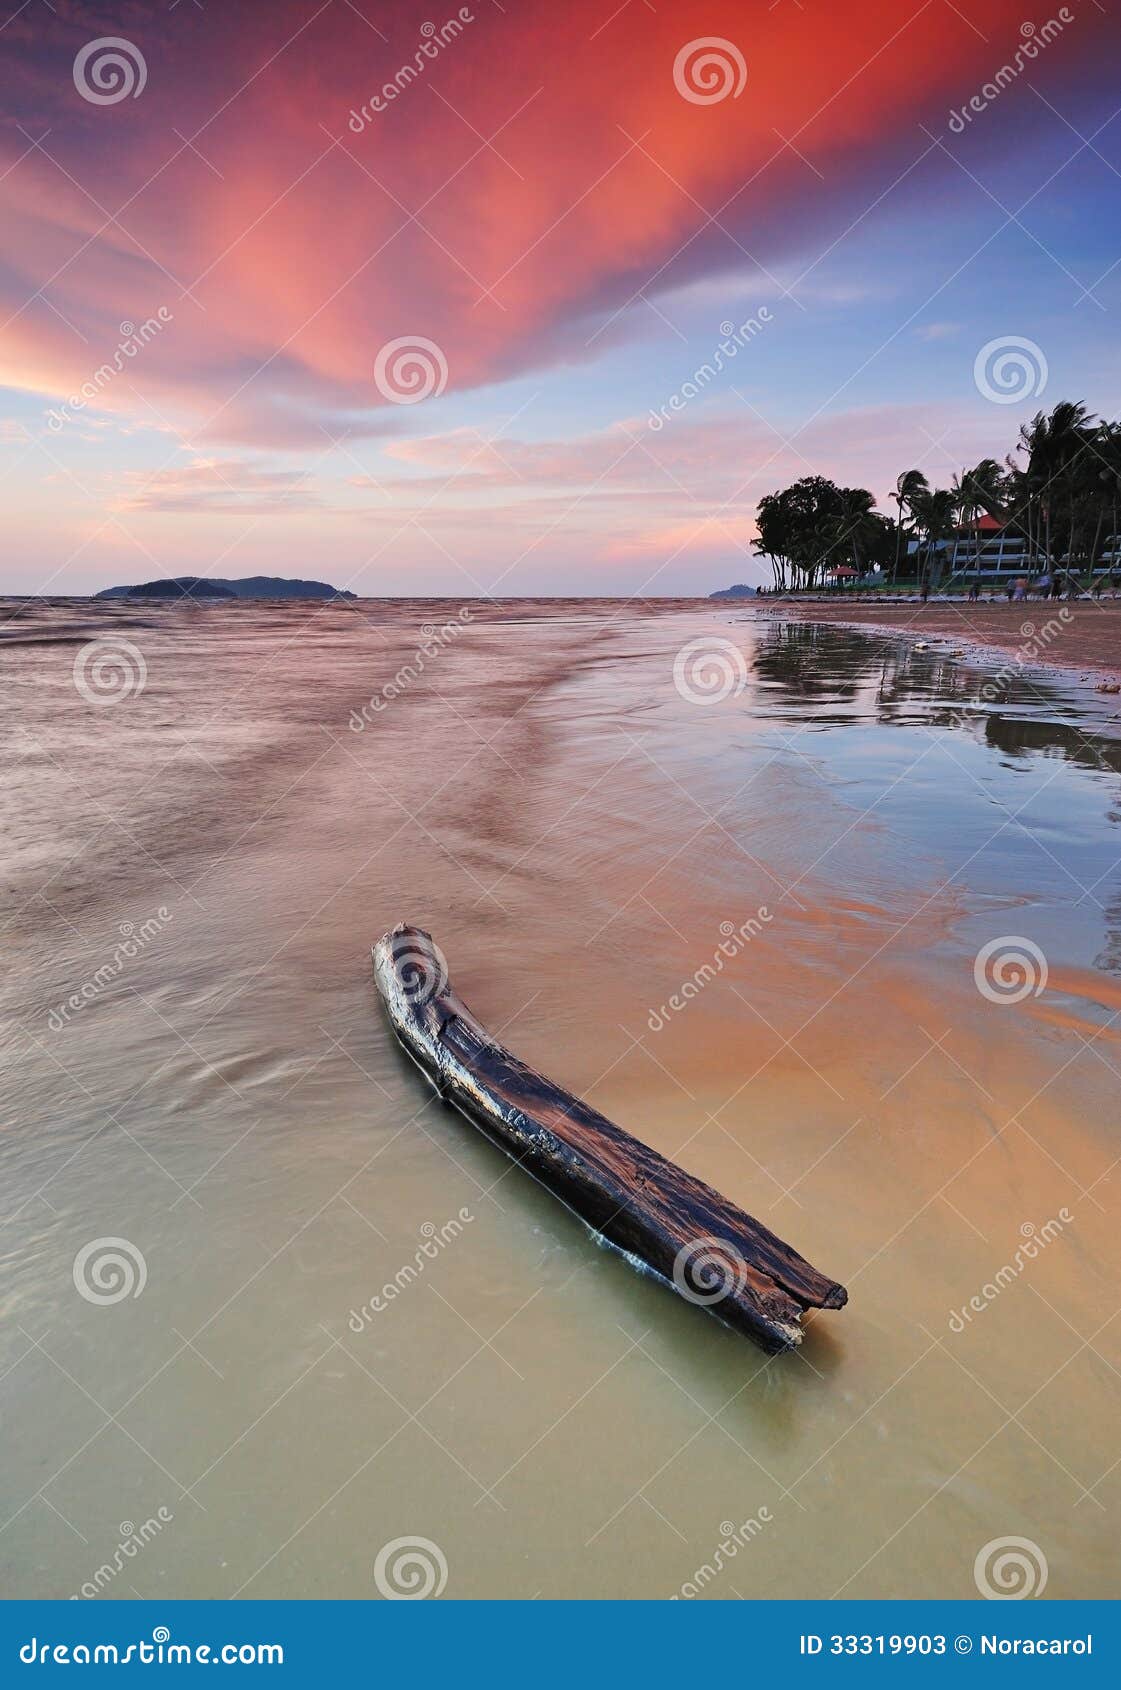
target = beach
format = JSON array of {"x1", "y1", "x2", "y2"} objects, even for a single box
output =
[
  {"x1": 1, "y1": 598, "x2": 1119, "y2": 1599},
  {"x1": 759, "y1": 598, "x2": 1121, "y2": 687}
]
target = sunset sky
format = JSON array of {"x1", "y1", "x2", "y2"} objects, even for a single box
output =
[{"x1": 2, "y1": 0, "x2": 1121, "y2": 596}]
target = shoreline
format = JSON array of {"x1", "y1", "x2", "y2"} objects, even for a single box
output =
[{"x1": 754, "y1": 599, "x2": 1121, "y2": 696}]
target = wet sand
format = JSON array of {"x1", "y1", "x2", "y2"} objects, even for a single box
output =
[
  {"x1": 1, "y1": 599, "x2": 1119, "y2": 1600},
  {"x1": 761, "y1": 599, "x2": 1121, "y2": 687}
]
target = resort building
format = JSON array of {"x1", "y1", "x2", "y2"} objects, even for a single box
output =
[
  {"x1": 921, "y1": 514, "x2": 1029, "y2": 579},
  {"x1": 918, "y1": 515, "x2": 1119, "y2": 581}
]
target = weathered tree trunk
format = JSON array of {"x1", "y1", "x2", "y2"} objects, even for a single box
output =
[{"x1": 373, "y1": 925, "x2": 847, "y2": 1354}]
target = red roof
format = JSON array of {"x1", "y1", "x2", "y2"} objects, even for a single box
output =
[{"x1": 975, "y1": 513, "x2": 1004, "y2": 532}]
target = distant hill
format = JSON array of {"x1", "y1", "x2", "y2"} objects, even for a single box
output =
[
  {"x1": 710, "y1": 583, "x2": 757, "y2": 599},
  {"x1": 97, "y1": 577, "x2": 237, "y2": 601},
  {"x1": 97, "y1": 575, "x2": 356, "y2": 601}
]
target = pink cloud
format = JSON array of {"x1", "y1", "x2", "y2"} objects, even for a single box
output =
[{"x1": 1, "y1": 0, "x2": 1107, "y2": 448}]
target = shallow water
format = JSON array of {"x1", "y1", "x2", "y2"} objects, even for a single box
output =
[{"x1": 1, "y1": 598, "x2": 1118, "y2": 1600}]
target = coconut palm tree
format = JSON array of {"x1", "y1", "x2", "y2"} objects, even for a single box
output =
[
  {"x1": 951, "y1": 458, "x2": 1006, "y2": 584},
  {"x1": 1096, "y1": 424, "x2": 1121, "y2": 587},
  {"x1": 911, "y1": 487, "x2": 957, "y2": 590},
  {"x1": 891, "y1": 469, "x2": 928, "y2": 587},
  {"x1": 1017, "y1": 401, "x2": 1095, "y2": 572},
  {"x1": 828, "y1": 486, "x2": 880, "y2": 579}
]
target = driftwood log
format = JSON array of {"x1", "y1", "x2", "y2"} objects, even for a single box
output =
[{"x1": 372, "y1": 924, "x2": 846, "y2": 1353}]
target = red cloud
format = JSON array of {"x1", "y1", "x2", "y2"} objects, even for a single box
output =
[{"x1": 0, "y1": 0, "x2": 1110, "y2": 445}]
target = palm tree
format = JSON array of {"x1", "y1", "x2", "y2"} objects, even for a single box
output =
[
  {"x1": 949, "y1": 470, "x2": 969, "y2": 581},
  {"x1": 911, "y1": 488, "x2": 957, "y2": 590},
  {"x1": 951, "y1": 458, "x2": 1005, "y2": 584},
  {"x1": 1096, "y1": 424, "x2": 1121, "y2": 587},
  {"x1": 891, "y1": 470, "x2": 928, "y2": 587},
  {"x1": 829, "y1": 487, "x2": 880, "y2": 580},
  {"x1": 1017, "y1": 401, "x2": 1095, "y2": 572}
]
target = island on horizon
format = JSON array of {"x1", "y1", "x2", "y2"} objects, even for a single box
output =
[{"x1": 96, "y1": 575, "x2": 357, "y2": 602}]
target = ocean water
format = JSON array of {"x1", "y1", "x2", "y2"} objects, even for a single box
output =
[{"x1": 1, "y1": 597, "x2": 1118, "y2": 1600}]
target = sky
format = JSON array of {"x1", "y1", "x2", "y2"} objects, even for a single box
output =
[{"x1": 2, "y1": 0, "x2": 1121, "y2": 597}]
